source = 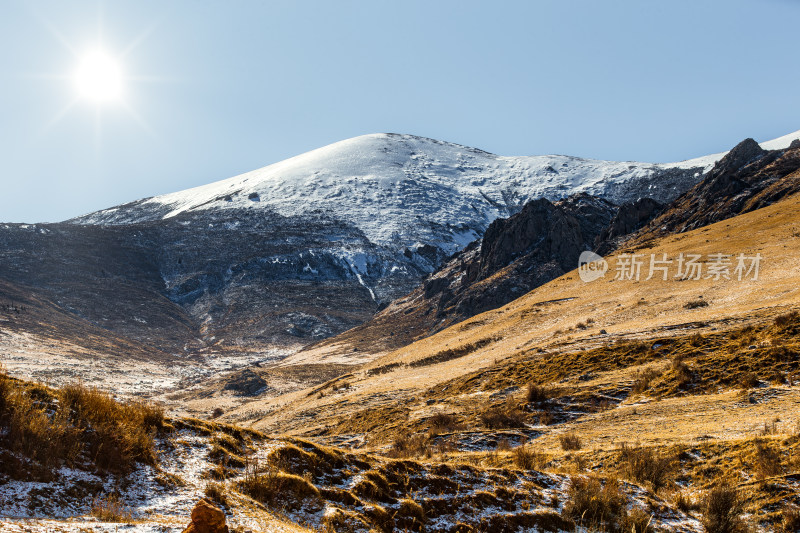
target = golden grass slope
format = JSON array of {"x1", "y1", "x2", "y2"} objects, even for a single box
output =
[{"x1": 229, "y1": 192, "x2": 800, "y2": 437}]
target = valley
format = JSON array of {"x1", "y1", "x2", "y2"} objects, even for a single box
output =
[{"x1": 2, "y1": 130, "x2": 800, "y2": 532}]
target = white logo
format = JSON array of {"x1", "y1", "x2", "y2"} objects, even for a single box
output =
[{"x1": 578, "y1": 251, "x2": 608, "y2": 283}]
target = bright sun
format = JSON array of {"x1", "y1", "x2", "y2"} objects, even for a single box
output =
[{"x1": 74, "y1": 51, "x2": 123, "y2": 102}]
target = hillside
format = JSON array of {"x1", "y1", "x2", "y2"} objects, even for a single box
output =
[
  {"x1": 197, "y1": 191, "x2": 800, "y2": 531},
  {"x1": 0, "y1": 372, "x2": 708, "y2": 533},
  {"x1": 3, "y1": 135, "x2": 800, "y2": 532},
  {"x1": 1, "y1": 131, "x2": 771, "y2": 401},
  {"x1": 228, "y1": 189, "x2": 800, "y2": 443},
  {"x1": 291, "y1": 136, "x2": 800, "y2": 366},
  {"x1": 288, "y1": 193, "x2": 620, "y2": 365}
]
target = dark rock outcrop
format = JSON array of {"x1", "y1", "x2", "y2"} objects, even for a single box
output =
[
  {"x1": 627, "y1": 139, "x2": 800, "y2": 245},
  {"x1": 306, "y1": 194, "x2": 618, "y2": 356},
  {"x1": 477, "y1": 198, "x2": 583, "y2": 279},
  {"x1": 223, "y1": 369, "x2": 268, "y2": 396},
  {"x1": 595, "y1": 198, "x2": 664, "y2": 255}
]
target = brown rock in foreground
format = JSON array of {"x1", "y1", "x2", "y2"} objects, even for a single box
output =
[{"x1": 183, "y1": 499, "x2": 228, "y2": 533}]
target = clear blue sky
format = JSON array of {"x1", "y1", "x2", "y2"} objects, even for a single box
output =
[{"x1": 2, "y1": 0, "x2": 799, "y2": 223}]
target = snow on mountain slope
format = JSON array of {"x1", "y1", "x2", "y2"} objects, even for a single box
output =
[
  {"x1": 74, "y1": 133, "x2": 706, "y2": 255},
  {"x1": 70, "y1": 129, "x2": 800, "y2": 287},
  {"x1": 759, "y1": 128, "x2": 800, "y2": 151},
  {"x1": 662, "y1": 128, "x2": 800, "y2": 170}
]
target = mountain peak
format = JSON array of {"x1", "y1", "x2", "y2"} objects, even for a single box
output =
[{"x1": 71, "y1": 133, "x2": 710, "y2": 256}]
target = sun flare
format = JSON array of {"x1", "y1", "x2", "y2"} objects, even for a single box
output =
[{"x1": 74, "y1": 50, "x2": 123, "y2": 103}]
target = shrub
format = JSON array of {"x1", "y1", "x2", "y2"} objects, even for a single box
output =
[
  {"x1": 480, "y1": 403, "x2": 526, "y2": 429},
  {"x1": 781, "y1": 506, "x2": 800, "y2": 533},
  {"x1": 618, "y1": 444, "x2": 674, "y2": 492},
  {"x1": 59, "y1": 383, "x2": 161, "y2": 472},
  {"x1": 388, "y1": 433, "x2": 430, "y2": 459},
  {"x1": 428, "y1": 412, "x2": 462, "y2": 434},
  {"x1": 526, "y1": 383, "x2": 550, "y2": 405},
  {"x1": 701, "y1": 481, "x2": 746, "y2": 533},
  {"x1": 1, "y1": 379, "x2": 162, "y2": 476},
  {"x1": 4, "y1": 385, "x2": 79, "y2": 471},
  {"x1": 752, "y1": 438, "x2": 782, "y2": 479},
  {"x1": 673, "y1": 490, "x2": 695, "y2": 513},
  {"x1": 738, "y1": 372, "x2": 759, "y2": 390},
  {"x1": 632, "y1": 368, "x2": 661, "y2": 394},
  {"x1": 559, "y1": 433, "x2": 582, "y2": 451},
  {"x1": 512, "y1": 443, "x2": 544, "y2": 470},
  {"x1": 238, "y1": 467, "x2": 321, "y2": 510},
  {"x1": 685, "y1": 299, "x2": 709, "y2": 309},
  {"x1": 672, "y1": 355, "x2": 693, "y2": 388},
  {"x1": 562, "y1": 476, "x2": 626, "y2": 531},
  {"x1": 204, "y1": 481, "x2": 229, "y2": 507},
  {"x1": 90, "y1": 494, "x2": 134, "y2": 523}
]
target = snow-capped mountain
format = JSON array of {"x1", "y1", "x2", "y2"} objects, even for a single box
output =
[
  {"x1": 1, "y1": 131, "x2": 797, "y2": 356},
  {"x1": 71, "y1": 133, "x2": 709, "y2": 254},
  {"x1": 74, "y1": 131, "x2": 800, "y2": 256}
]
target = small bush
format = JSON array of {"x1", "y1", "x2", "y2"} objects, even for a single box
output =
[
  {"x1": 685, "y1": 299, "x2": 709, "y2": 309},
  {"x1": 752, "y1": 438, "x2": 782, "y2": 479},
  {"x1": 562, "y1": 476, "x2": 626, "y2": 531},
  {"x1": 738, "y1": 372, "x2": 759, "y2": 390},
  {"x1": 204, "y1": 481, "x2": 229, "y2": 507},
  {"x1": 90, "y1": 494, "x2": 134, "y2": 523},
  {"x1": 559, "y1": 433, "x2": 582, "y2": 451},
  {"x1": 781, "y1": 506, "x2": 800, "y2": 533},
  {"x1": 0, "y1": 379, "x2": 163, "y2": 476},
  {"x1": 428, "y1": 412, "x2": 462, "y2": 434},
  {"x1": 632, "y1": 368, "x2": 661, "y2": 394},
  {"x1": 701, "y1": 480, "x2": 746, "y2": 533},
  {"x1": 618, "y1": 444, "x2": 674, "y2": 492},
  {"x1": 672, "y1": 355, "x2": 693, "y2": 388},
  {"x1": 60, "y1": 383, "x2": 161, "y2": 472},
  {"x1": 512, "y1": 443, "x2": 544, "y2": 470},
  {"x1": 480, "y1": 402, "x2": 526, "y2": 429},
  {"x1": 526, "y1": 383, "x2": 550, "y2": 405},
  {"x1": 388, "y1": 433, "x2": 431, "y2": 459}
]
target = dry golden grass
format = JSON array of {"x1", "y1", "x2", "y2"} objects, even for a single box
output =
[
  {"x1": 90, "y1": 494, "x2": 135, "y2": 523},
  {"x1": 0, "y1": 373, "x2": 165, "y2": 478},
  {"x1": 208, "y1": 195, "x2": 800, "y2": 531},
  {"x1": 238, "y1": 468, "x2": 322, "y2": 511},
  {"x1": 701, "y1": 481, "x2": 747, "y2": 533},
  {"x1": 562, "y1": 476, "x2": 627, "y2": 532},
  {"x1": 559, "y1": 433, "x2": 582, "y2": 451},
  {"x1": 617, "y1": 443, "x2": 675, "y2": 493}
]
